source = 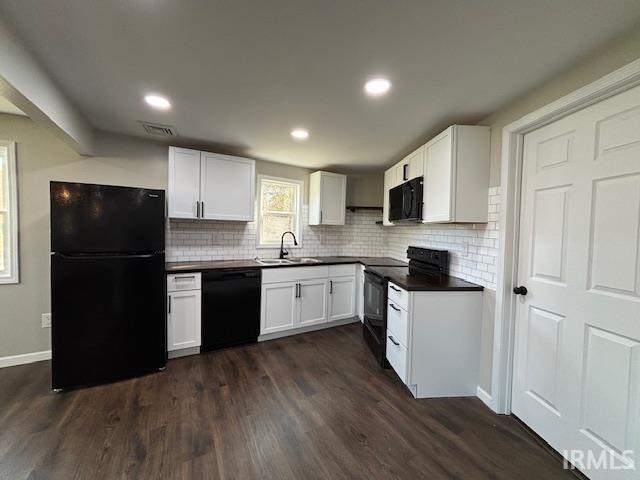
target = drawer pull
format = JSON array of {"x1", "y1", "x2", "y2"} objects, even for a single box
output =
[
  {"x1": 389, "y1": 304, "x2": 401, "y2": 312},
  {"x1": 388, "y1": 335, "x2": 400, "y2": 346},
  {"x1": 174, "y1": 276, "x2": 196, "y2": 281},
  {"x1": 389, "y1": 285, "x2": 401, "y2": 292}
]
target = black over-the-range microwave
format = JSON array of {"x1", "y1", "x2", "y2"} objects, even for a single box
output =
[{"x1": 389, "y1": 176, "x2": 423, "y2": 222}]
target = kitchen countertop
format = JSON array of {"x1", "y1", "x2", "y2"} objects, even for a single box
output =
[
  {"x1": 165, "y1": 256, "x2": 407, "y2": 273},
  {"x1": 366, "y1": 266, "x2": 484, "y2": 292}
]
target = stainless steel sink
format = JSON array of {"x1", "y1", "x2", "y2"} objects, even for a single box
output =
[
  {"x1": 255, "y1": 258, "x2": 293, "y2": 265},
  {"x1": 288, "y1": 257, "x2": 321, "y2": 263}
]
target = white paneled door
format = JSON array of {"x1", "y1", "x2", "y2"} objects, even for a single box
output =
[{"x1": 513, "y1": 84, "x2": 640, "y2": 479}]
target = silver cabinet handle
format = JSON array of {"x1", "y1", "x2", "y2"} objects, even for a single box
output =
[
  {"x1": 389, "y1": 285, "x2": 401, "y2": 292},
  {"x1": 329, "y1": 280, "x2": 333, "y2": 294},
  {"x1": 168, "y1": 295, "x2": 171, "y2": 314},
  {"x1": 201, "y1": 201, "x2": 204, "y2": 217},
  {"x1": 388, "y1": 335, "x2": 400, "y2": 346},
  {"x1": 196, "y1": 201, "x2": 200, "y2": 218},
  {"x1": 389, "y1": 304, "x2": 400, "y2": 312}
]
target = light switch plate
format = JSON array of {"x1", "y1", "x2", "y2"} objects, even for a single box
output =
[{"x1": 41, "y1": 313, "x2": 52, "y2": 328}]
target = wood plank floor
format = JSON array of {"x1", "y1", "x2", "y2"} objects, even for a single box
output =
[{"x1": 0, "y1": 323, "x2": 575, "y2": 480}]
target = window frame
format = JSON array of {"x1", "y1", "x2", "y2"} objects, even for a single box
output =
[
  {"x1": 0, "y1": 140, "x2": 18, "y2": 284},
  {"x1": 256, "y1": 175, "x2": 303, "y2": 249}
]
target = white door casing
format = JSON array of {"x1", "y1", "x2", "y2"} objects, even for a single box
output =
[{"x1": 512, "y1": 84, "x2": 640, "y2": 479}]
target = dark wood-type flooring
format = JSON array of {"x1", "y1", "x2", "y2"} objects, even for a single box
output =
[{"x1": 0, "y1": 323, "x2": 575, "y2": 479}]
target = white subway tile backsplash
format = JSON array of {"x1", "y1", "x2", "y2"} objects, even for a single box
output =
[{"x1": 167, "y1": 188, "x2": 501, "y2": 290}]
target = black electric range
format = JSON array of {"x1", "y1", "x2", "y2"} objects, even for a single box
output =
[{"x1": 362, "y1": 246, "x2": 451, "y2": 368}]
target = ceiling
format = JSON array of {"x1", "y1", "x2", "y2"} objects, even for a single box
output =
[
  {"x1": 0, "y1": 97, "x2": 25, "y2": 117},
  {"x1": 1, "y1": 1, "x2": 640, "y2": 171}
]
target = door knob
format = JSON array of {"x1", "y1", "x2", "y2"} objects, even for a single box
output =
[{"x1": 513, "y1": 286, "x2": 528, "y2": 296}]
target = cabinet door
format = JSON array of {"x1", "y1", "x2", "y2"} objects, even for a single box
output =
[
  {"x1": 167, "y1": 290, "x2": 202, "y2": 351},
  {"x1": 298, "y1": 279, "x2": 329, "y2": 327},
  {"x1": 200, "y1": 152, "x2": 255, "y2": 221},
  {"x1": 261, "y1": 282, "x2": 297, "y2": 334},
  {"x1": 329, "y1": 276, "x2": 356, "y2": 321},
  {"x1": 407, "y1": 146, "x2": 425, "y2": 180},
  {"x1": 424, "y1": 129, "x2": 453, "y2": 222},
  {"x1": 319, "y1": 173, "x2": 346, "y2": 224},
  {"x1": 168, "y1": 147, "x2": 201, "y2": 219},
  {"x1": 383, "y1": 168, "x2": 395, "y2": 226}
]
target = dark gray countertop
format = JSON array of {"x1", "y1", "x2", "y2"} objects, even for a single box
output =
[
  {"x1": 366, "y1": 266, "x2": 484, "y2": 292},
  {"x1": 165, "y1": 256, "x2": 407, "y2": 273}
]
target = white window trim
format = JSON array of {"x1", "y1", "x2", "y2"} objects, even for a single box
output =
[
  {"x1": 0, "y1": 140, "x2": 18, "y2": 284},
  {"x1": 256, "y1": 175, "x2": 303, "y2": 249}
]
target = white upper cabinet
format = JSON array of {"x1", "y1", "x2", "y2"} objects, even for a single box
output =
[
  {"x1": 308, "y1": 171, "x2": 347, "y2": 225},
  {"x1": 200, "y1": 152, "x2": 255, "y2": 221},
  {"x1": 397, "y1": 146, "x2": 425, "y2": 184},
  {"x1": 168, "y1": 146, "x2": 255, "y2": 221},
  {"x1": 382, "y1": 168, "x2": 396, "y2": 226},
  {"x1": 423, "y1": 125, "x2": 490, "y2": 223},
  {"x1": 168, "y1": 147, "x2": 201, "y2": 219},
  {"x1": 407, "y1": 146, "x2": 425, "y2": 180}
]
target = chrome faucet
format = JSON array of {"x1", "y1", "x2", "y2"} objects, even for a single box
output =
[{"x1": 279, "y1": 231, "x2": 298, "y2": 259}]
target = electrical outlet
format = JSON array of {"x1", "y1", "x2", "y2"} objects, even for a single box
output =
[{"x1": 41, "y1": 313, "x2": 52, "y2": 328}]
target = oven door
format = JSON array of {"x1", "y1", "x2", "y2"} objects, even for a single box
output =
[{"x1": 363, "y1": 270, "x2": 387, "y2": 360}]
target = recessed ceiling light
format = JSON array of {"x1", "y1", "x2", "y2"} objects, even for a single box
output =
[
  {"x1": 144, "y1": 94, "x2": 171, "y2": 110},
  {"x1": 364, "y1": 77, "x2": 391, "y2": 97},
  {"x1": 291, "y1": 128, "x2": 309, "y2": 140}
]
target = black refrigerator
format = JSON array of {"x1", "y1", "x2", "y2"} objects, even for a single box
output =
[{"x1": 50, "y1": 181, "x2": 166, "y2": 390}]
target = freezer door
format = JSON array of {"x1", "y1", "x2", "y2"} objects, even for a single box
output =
[
  {"x1": 50, "y1": 182, "x2": 165, "y2": 253},
  {"x1": 51, "y1": 252, "x2": 166, "y2": 390}
]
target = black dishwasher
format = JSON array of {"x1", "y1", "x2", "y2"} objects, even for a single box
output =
[{"x1": 201, "y1": 269, "x2": 261, "y2": 352}]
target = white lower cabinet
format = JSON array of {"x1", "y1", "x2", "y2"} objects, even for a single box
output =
[
  {"x1": 298, "y1": 279, "x2": 329, "y2": 326},
  {"x1": 167, "y1": 273, "x2": 202, "y2": 353},
  {"x1": 385, "y1": 281, "x2": 483, "y2": 398},
  {"x1": 386, "y1": 334, "x2": 408, "y2": 384},
  {"x1": 261, "y1": 282, "x2": 298, "y2": 334},
  {"x1": 328, "y1": 276, "x2": 355, "y2": 321},
  {"x1": 260, "y1": 265, "x2": 357, "y2": 336}
]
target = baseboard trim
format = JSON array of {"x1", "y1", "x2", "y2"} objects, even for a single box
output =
[
  {"x1": 258, "y1": 317, "x2": 360, "y2": 342},
  {"x1": 0, "y1": 350, "x2": 52, "y2": 368},
  {"x1": 476, "y1": 386, "x2": 497, "y2": 411},
  {"x1": 168, "y1": 346, "x2": 201, "y2": 359}
]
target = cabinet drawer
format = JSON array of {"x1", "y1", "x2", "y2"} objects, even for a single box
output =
[
  {"x1": 262, "y1": 266, "x2": 329, "y2": 284},
  {"x1": 386, "y1": 332, "x2": 408, "y2": 384},
  {"x1": 387, "y1": 301, "x2": 409, "y2": 346},
  {"x1": 329, "y1": 264, "x2": 357, "y2": 277},
  {"x1": 387, "y1": 282, "x2": 409, "y2": 310},
  {"x1": 167, "y1": 273, "x2": 201, "y2": 292}
]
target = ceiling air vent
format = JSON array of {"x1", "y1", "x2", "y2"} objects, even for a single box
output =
[{"x1": 140, "y1": 121, "x2": 177, "y2": 137}]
